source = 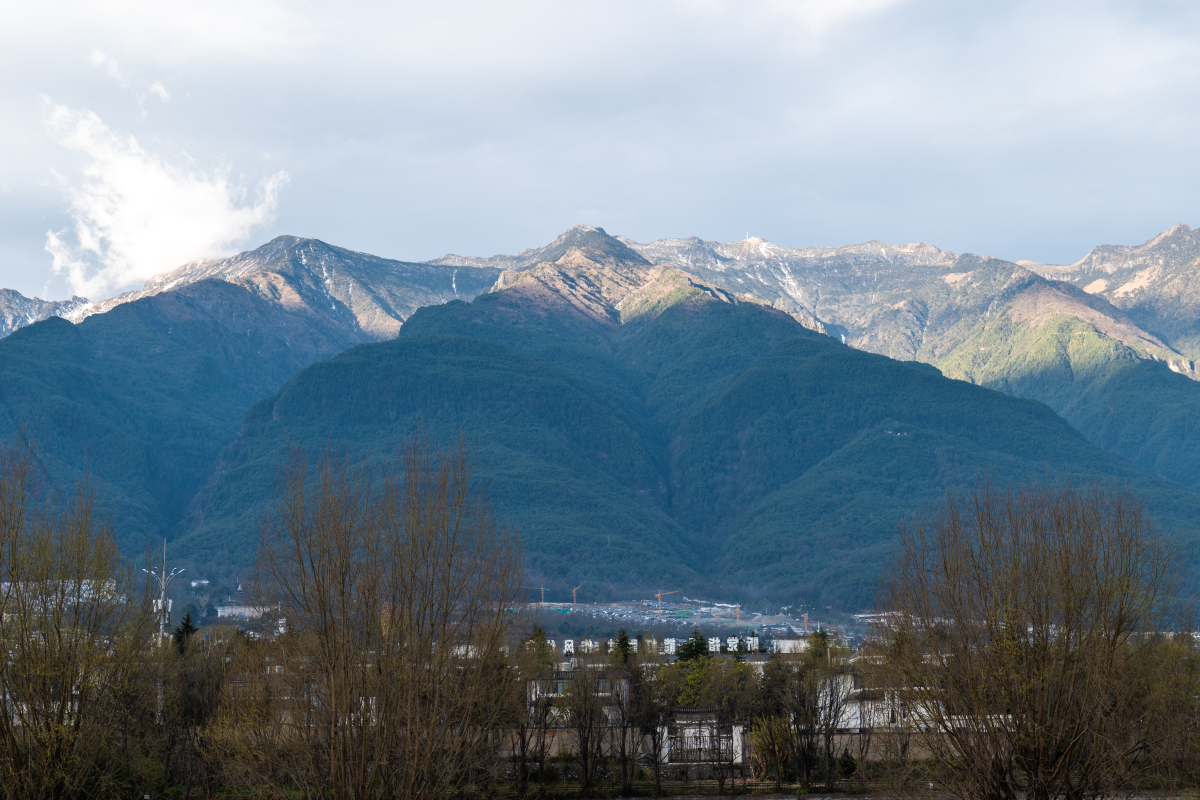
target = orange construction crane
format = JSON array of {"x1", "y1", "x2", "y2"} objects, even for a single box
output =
[
  {"x1": 736, "y1": 603, "x2": 740, "y2": 624},
  {"x1": 522, "y1": 586, "x2": 549, "y2": 604},
  {"x1": 572, "y1": 585, "x2": 581, "y2": 604},
  {"x1": 655, "y1": 590, "x2": 679, "y2": 617},
  {"x1": 802, "y1": 613, "x2": 809, "y2": 633}
]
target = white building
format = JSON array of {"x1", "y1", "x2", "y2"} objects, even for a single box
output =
[
  {"x1": 771, "y1": 636, "x2": 809, "y2": 654},
  {"x1": 217, "y1": 605, "x2": 262, "y2": 619}
]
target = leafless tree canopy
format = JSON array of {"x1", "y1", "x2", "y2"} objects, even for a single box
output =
[
  {"x1": 0, "y1": 434, "x2": 153, "y2": 800},
  {"x1": 226, "y1": 434, "x2": 522, "y2": 800},
  {"x1": 877, "y1": 477, "x2": 1196, "y2": 800}
]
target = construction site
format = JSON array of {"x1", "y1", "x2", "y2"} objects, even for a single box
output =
[{"x1": 521, "y1": 590, "x2": 863, "y2": 647}]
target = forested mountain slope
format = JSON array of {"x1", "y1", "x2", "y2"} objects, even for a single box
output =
[
  {"x1": 593, "y1": 226, "x2": 1200, "y2": 493},
  {"x1": 176, "y1": 240, "x2": 1200, "y2": 609},
  {"x1": 2, "y1": 223, "x2": 1199, "y2": 607},
  {"x1": 0, "y1": 279, "x2": 362, "y2": 554},
  {"x1": 0, "y1": 237, "x2": 495, "y2": 559}
]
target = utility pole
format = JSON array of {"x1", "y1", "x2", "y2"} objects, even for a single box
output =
[
  {"x1": 143, "y1": 539, "x2": 183, "y2": 724},
  {"x1": 572, "y1": 585, "x2": 581, "y2": 604}
]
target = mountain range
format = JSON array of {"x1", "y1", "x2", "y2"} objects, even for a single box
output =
[{"x1": 2, "y1": 223, "x2": 1199, "y2": 608}]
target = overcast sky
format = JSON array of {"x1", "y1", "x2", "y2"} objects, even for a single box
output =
[{"x1": 3, "y1": 1, "x2": 1200, "y2": 300}]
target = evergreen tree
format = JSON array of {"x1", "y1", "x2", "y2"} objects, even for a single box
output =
[
  {"x1": 173, "y1": 610, "x2": 199, "y2": 655},
  {"x1": 838, "y1": 747, "x2": 857, "y2": 779},
  {"x1": 677, "y1": 628, "x2": 709, "y2": 662},
  {"x1": 615, "y1": 629, "x2": 633, "y2": 665}
]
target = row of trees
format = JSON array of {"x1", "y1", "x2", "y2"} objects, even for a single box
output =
[
  {"x1": 510, "y1": 626, "x2": 860, "y2": 796},
  {"x1": 2, "y1": 422, "x2": 1200, "y2": 800},
  {"x1": 513, "y1": 479, "x2": 1200, "y2": 800},
  {"x1": 0, "y1": 433, "x2": 526, "y2": 799},
  {"x1": 874, "y1": 479, "x2": 1200, "y2": 800},
  {"x1": 0, "y1": 434, "x2": 157, "y2": 799},
  {"x1": 0, "y1": 428, "x2": 866, "y2": 799}
]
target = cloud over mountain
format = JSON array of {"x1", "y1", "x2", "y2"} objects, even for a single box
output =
[{"x1": 44, "y1": 104, "x2": 286, "y2": 299}]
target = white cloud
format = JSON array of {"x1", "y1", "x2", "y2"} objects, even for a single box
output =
[
  {"x1": 690, "y1": 0, "x2": 906, "y2": 41},
  {"x1": 88, "y1": 49, "x2": 126, "y2": 83},
  {"x1": 44, "y1": 104, "x2": 287, "y2": 299},
  {"x1": 88, "y1": 49, "x2": 169, "y2": 108},
  {"x1": 2, "y1": 0, "x2": 1200, "y2": 298}
]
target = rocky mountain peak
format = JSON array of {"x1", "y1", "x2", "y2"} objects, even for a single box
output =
[
  {"x1": 31, "y1": 234, "x2": 501, "y2": 347},
  {"x1": 1020, "y1": 222, "x2": 1200, "y2": 365},
  {"x1": 430, "y1": 224, "x2": 649, "y2": 272},
  {"x1": 0, "y1": 290, "x2": 92, "y2": 338}
]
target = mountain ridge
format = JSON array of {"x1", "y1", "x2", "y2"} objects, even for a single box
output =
[
  {"x1": 171, "y1": 239, "x2": 1200, "y2": 608},
  {"x1": 0, "y1": 290, "x2": 91, "y2": 338},
  {"x1": 1027, "y1": 222, "x2": 1200, "y2": 365},
  {"x1": 68, "y1": 236, "x2": 503, "y2": 345}
]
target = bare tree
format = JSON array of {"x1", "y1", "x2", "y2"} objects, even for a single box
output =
[
  {"x1": 858, "y1": 636, "x2": 924, "y2": 793},
  {"x1": 0, "y1": 434, "x2": 154, "y2": 799},
  {"x1": 560, "y1": 654, "x2": 609, "y2": 791},
  {"x1": 756, "y1": 656, "x2": 794, "y2": 791},
  {"x1": 160, "y1": 625, "x2": 245, "y2": 798},
  {"x1": 808, "y1": 631, "x2": 854, "y2": 790},
  {"x1": 849, "y1": 679, "x2": 880, "y2": 790},
  {"x1": 608, "y1": 633, "x2": 640, "y2": 796},
  {"x1": 509, "y1": 627, "x2": 556, "y2": 795},
  {"x1": 204, "y1": 632, "x2": 294, "y2": 794},
  {"x1": 877, "y1": 477, "x2": 1193, "y2": 800},
  {"x1": 775, "y1": 651, "x2": 820, "y2": 789},
  {"x1": 634, "y1": 648, "x2": 673, "y2": 794},
  {"x1": 248, "y1": 434, "x2": 522, "y2": 800}
]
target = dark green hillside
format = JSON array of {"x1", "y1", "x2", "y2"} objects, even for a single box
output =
[
  {"x1": 694, "y1": 340, "x2": 1200, "y2": 606},
  {"x1": 0, "y1": 279, "x2": 359, "y2": 554},
  {"x1": 617, "y1": 295, "x2": 827, "y2": 430},
  {"x1": 1067, "y1": 360, "x2": 1200, "y2": 488},
  {"x1": 173, "y1": 334, "x2": 700, "y2": 591},
  {"x1": 180, "y1": 285, "x2": 1200, "y2": 609}
]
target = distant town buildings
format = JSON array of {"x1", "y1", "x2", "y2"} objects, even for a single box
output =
[{"x1": 771, "y1": 636, "x2": 809, "y2": 654}]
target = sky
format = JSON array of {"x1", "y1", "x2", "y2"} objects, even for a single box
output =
[{"x1": 4, "y1": 0, "x2": 1200, "y2": 300}]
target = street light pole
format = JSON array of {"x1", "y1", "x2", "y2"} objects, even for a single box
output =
[{"x1": 143, "y1": 539, "x2": 183, "y2": 724}]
